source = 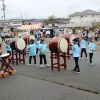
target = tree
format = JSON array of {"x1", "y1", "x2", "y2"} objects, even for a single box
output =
[{"x1": 44, "y1": 15, "x2": 56, "y2": 25}]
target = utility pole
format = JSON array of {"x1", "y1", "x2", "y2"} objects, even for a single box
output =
[{"x1": 0, "y1": 0, "x2": 6, "y2": 20}]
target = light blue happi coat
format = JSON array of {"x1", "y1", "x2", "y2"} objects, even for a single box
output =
[
  {"x1": 39, "y1": 44, "x2": 47, "y2": 55},
  {"x1": 27, "y1": 44, "x2": 36, "y2": 56}
]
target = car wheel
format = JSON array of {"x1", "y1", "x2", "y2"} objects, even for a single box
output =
[{"x1": 46, "y1": 34, "x2": 50, "y2": 38}]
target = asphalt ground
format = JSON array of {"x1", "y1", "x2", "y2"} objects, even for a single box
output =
[{"x1": 0, "y1": 38, "x2": 100, "y2": 100}]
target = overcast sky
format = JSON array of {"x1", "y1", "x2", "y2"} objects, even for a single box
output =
[{"x1": 0, "y1": 0, "x2": 100, "y2": 19}]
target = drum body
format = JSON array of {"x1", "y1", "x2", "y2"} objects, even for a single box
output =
[
  {"x1": 22, "y1": 34, "x2": 30, "y2": 45},
  {"x1": 22, "y1": 34, "x2": 35, "y2": 45},
  {"x1": 49, "y1": 37, "x2": 68, "y2": 53},
  {"x1": 10, "y1": 38, "x2": 26, "y2": 51},
  {"x1": 29, "y1": 35, "x2": 35, "y2": 41}
]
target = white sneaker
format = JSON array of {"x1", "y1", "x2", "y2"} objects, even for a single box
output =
[
  {"x1": 40, "y1": 64, "x2": 44, "y2": 68},
  {"x1": 79, "y1": 58, "x2": 82, "y2": 60},
  {"x1": 45, "y1": 64, "x2": 50, "y2": 68},
  {"x1": 27, "y1": 64, "x2": 31, "y2": 65},
  {"x1": 85, "y1": 57, "x2": 88, "y2": 60},
  {"x1": 90, "y1": 63, "x2": 95, "y2": 66},
  {"x1": 34, "y1": 64, "x2": 36, "y2": 67}
]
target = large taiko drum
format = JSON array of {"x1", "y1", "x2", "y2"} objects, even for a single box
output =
[
  {"x1": 60, "y1": 34, "x2": 76, "y2": 45},
  {"x1": 22, "y1": 34, "x2": 35, "y2": 45},
  {"x1": 0, "y1": 53, "x2": 10, "y2": 59},
  {"x1": 10, "y1": 38, "x2": 26, "y2": 51},
  {"x1": 29, "y1": 35, "x2": 35, "y2": 41},
  {"x1": 22, "y1": 34, "x2": 30, "y2": 45},
  {"x1": 49, "y1": 37, "x2": 68, "y2": 53}
]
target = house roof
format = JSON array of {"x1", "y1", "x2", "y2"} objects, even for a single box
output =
[{"x1": 69, "y1": 9, "x2": 100, "y2": 17}]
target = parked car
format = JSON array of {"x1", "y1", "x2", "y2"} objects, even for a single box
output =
[{"x1": 40, "y1": 27, "x2": 55, "y2": 38}]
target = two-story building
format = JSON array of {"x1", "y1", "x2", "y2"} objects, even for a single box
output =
[{"x1": 67, "y1": 9, "x2": 100, "y2": 28}]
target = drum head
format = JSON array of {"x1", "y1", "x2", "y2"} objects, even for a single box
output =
[
  {"x1": 29, "y1": 35, "x2": 35, "y2": 40},
  {"x1": 0, "y1": 53, "x2": 10, "y2": 59},
  {"x1": 0, "y1": 37, "x2": 2, "y2": 44},
  {"x1": 16, "y1": 38, "x2": 26, "y2": 50},
  {"x1": 58, "y1": 38, "x2": 68, "y2": 52}
]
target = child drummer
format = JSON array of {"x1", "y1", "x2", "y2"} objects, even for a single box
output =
[
  {"x1": 88, "y1": 38, "x2": 97, "y2": 66},
  {"x1": 39, "y1": 39, "x2": 49, "y2": 68},
  {"x1": 80, "y1": 37, "x2": 88, "y2": 59},
  {"x1": 72, "y1": 38, "x2": 80, "y2": 73},
  {"x1": 27, "y1": 39, "x2": 37, "y2": 66}
]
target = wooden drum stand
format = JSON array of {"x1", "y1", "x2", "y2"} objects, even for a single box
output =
[
  {"x1": 49, "y1": 37, "x2": 68, "y2": 71},
  {"x1": 10, "y1": 38, "x2": 26, "y2": 65},
  {"x1": 0, "y1": 53, "x2": 13, "y2": 73}
]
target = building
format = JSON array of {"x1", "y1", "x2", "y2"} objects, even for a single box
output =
[
  {"x1": 67, "y1": 9, "x2": 100, "y2": 28},
  {"x1": 0, "y1": 19, "x2": 23, "y2": 32},
  {"x1": 9, "y1": 19, "x2": 22, "y2": 27}
]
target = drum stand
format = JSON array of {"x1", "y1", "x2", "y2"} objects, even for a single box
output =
[
  {"x1": 12, "y1": 49, "x2": 25, "y2": 65},
  {"x1": 50, "y1": 52, "x2": 67, "y2": 71},
  {"x1": 0, "y1": 57, "x2": 13, "y2": 73},
  {"x1": 67, "y1": 43, "x2": 72, "y2": 59}
]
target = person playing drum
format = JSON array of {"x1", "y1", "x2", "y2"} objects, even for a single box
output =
[
  {"x1": 80, "y1": 37, "x2": 88, "y2": 59},
  {"x1": 88, "y1": 38, "x2": 97, "y2": 66},
  {"x1": 5, "y1": 40, "x2": 12, "y2": 54},
  {"x1": 72, "y1": 38, "x2": 80, "y2": 73},
  {"x1": 39, "y1": 39, "x2": 49, "y2": 68},
  {"x1": 27, "y1": 39, "x2": 37, "y2": 66}
]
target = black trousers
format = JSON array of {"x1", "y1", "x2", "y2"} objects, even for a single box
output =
[
  {"x1": 80, "y1": 48, "x2": 87, "y2": 58},
  {"x1": 39, "y1": 54, "x2": 47, "y2": 64},
  {"x1": 89, "y1": 53, "x2": 93, "y2": 63},
  {"x1": 29, "y1": 56, "x2": 36, "y2": 64},
  {"x1": 74, "y1": 57, "x2": 79, "y2": 70},
  {"x1": 36, "y1": 48, "x2": 39, "y2": 54}
]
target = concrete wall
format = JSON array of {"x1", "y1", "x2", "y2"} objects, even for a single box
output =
[{"x1": 69, "y1": 15, "x2": 100, "y2": 27}]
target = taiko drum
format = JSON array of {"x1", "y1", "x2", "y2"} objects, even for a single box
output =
[
  {"x1": 60, "y1": 34, "x2": 76, "y2": 45},
  {"x1": 10, "y1": 38, "x2": 26, "y2": 51},
  {"x1": 49, "y1": 37, "x2": 68, "y2": 53}
]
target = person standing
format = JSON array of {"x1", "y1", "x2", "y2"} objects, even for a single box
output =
[
  {"x1": 36, "y1": 30, "x2": 41, "y2": 40},
  {"x1": 36, "y1": 38, "x2": 40, "y2": 54},
  {"x1": 80, "y1": 37, "x2": 87, "y2": 59},
  {"x1": 39, "y1": 39, "x2": 49, "y2": 68},
  {"x1": 88, "y1": 38, "x2": 97, "y2": 65},
  {"x1": 27, "y1": 39, "x2": 37, "y2": 66},
  {"x1": 72, "y1": 38, "x2": 80, "y2": 73}
]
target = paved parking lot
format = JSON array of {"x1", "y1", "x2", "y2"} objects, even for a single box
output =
[{"x1": 1, "y1": 39, "x2": 100, "y2": 100}]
